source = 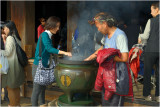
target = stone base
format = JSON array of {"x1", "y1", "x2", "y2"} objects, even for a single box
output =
[
  {"x1": 57, "y1": 94, "x2": 97, "y2": 106},
  {"x1": 48, "y1": 99, "x2": 58, "y2": 107}
]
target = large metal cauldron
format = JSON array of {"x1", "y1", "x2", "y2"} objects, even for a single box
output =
[{"x1": 54, "y1": 57, "x2": 98, "y2": 106}]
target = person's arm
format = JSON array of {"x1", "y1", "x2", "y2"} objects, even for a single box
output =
[
  {"x1": 84, "y1": 46, "x2": 103, "y2": 61},
  {"x1": 138, "y1": 19, "x2": 151, "y2": 42},
  {"x1": 58, "y1": 50, "x2": 72, "y2": 56},
  {"x1": 115, "y1": 34, "x2": 129, "y2": 62},
  {"x1": 114, "y1": 52, "x2": 128, "y2": 62},
  {"x1": 2, "y1": 34, "x2": 7, "y2": 44},
  {"x1": 0, "y1": 36, "x2": 14, "y2": 56},
  {"x1": 42, "y1": 33, "x2": 72, "y2": 56},
  {"x1": 37, "y1": 25, "x2": 42, "y2": 39}
]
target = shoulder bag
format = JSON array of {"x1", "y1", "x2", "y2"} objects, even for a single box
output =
[
  {"x1": 13, "y1": 36, "x2": 28, "y2": 67},
  {"x1": 34, "y1": 35, "x2": 55, "y2": 85}
]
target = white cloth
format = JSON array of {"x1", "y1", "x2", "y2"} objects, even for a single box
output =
[{"x1": 45, "y1": 30, "x2": 53, "y2": 39}]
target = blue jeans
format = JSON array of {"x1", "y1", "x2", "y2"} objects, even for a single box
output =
[
  {"x1": 102, "y1": 87, "x2": 125, "y2": 106},
  {"x1": 31, "y1": 64, "x2": 46, "y2": 106}
]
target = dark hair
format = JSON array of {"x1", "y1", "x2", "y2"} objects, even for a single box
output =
[
  {"x1": 0, "y1": 21, "x2": 5, "y2": 34},
  {"x1": 5, "y1": 20, "x2": 21, "y2": 41},
  {"x1": 0, "y1": 21, "x2": 5, "y2": 29},
  {"x1": 0, "y1": 21, "x2": 5, "y2": 50},
  {"x1": 1, "y1": 29, "x2": 5, "y2": 34},
  {"x1": 94, "y1": 12, "x2": 117, "y2": 27},
  {"x1": 44, "y1": 16, "x2": 60, "y2": 30},
  {"x1": 39, "y1": 17, "x2": 45, "y2": 22},
  {"x1": 151, "y1": 2, "x2": 159, "y2": 9},
  {"x1": 0, "y1": 21, "x2": 5, "y2": 35}
]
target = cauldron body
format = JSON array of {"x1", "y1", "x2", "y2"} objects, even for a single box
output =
[{"x1": 54, "y1": 58, "x2": 98, "y2": 105}]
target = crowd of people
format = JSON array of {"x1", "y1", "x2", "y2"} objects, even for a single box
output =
[{"x1": 0, "y1": 1, "x2": 159, "y2": 106}]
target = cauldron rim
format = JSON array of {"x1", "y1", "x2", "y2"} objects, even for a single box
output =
[{"x1": 57, "y1": 57, "x2": 95, "y2": 65}]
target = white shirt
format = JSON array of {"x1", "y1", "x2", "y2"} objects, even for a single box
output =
[{"x1": 45, "y1": 30, "x2": 53, "y2": 39}]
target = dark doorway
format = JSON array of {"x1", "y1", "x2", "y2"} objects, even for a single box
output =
[
  {"x1": 1, "y1": 1, "x2": 7, "y2": 21},
  {"x1": 35, "y1": 1, "x2": 67, "y2": 49}
]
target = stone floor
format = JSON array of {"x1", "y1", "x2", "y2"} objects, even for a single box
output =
[{"x1": 1, "y1": 80, "x2": 159, "y2": 106}]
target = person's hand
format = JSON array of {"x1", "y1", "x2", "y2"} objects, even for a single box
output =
[
  {"x1": 138, "y1": 37, "x2": 142, "y2": 44},
  {"x1": 64, "y1": 52, "x2": 72, "y2": 57},
  {"x1": 2, "y1": 34, "x2": 7, "y2": 43},
  {"x1": 84, "y1": 54, "x2": 96, "y2": 61}
]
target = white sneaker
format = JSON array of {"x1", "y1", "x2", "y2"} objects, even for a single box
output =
[{"x1": 144, "y1": 95, "x2": 152, "y2": 101}]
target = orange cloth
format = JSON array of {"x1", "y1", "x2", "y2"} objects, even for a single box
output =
[{"x1": 129, "y1": 47, "x2": 143, "y2": 79}]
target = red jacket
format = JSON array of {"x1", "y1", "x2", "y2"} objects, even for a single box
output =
[
  {"x1": 37, "y1": 25, "x2": 45, "y2": 39},
  {"x1": 129, "y1": 47, "x2": 143, "y2": 79},
  {"x1": 95, "y1": 48, "x2": 133, "y2": 100}
]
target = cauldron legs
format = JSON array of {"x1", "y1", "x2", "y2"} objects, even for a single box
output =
[
  {"x1": 86, "y1": 92, "x2": 89, "y2": 100},
  {"x1": 67, "y1": 93, "x2": 73, "y2": 103}
]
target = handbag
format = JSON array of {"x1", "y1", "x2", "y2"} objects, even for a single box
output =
[
  {"x1": 115, "y1": 62, "x2": 129, "y2": 95},
  {"x1": 34, "y1": 35, "x2": 55, "y2": 86},
  {"x1": 0, "y1": 52, "x2": 9, "y2": 74},
  {"x1": 13, "y1": 36, "x2": 28, "y2": 67}
]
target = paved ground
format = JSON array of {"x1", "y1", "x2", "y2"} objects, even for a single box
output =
[{"x1": 1, "y1": 80, "x2": 159, "y2": 106}]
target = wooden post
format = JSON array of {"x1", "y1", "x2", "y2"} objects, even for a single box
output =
[
  {"x1": 10, "y1": 1, "x2": 35, "y2": 57},
  {"x1": 9, "y1": 1, "x2": 35, "y2": 97}
]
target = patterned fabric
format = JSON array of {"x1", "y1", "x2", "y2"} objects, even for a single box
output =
[
  {"x1": 132, "y1": 44, "x2": 144, "y2": 51},
  {"x1": 129, "y1": 47, "x2": 143, "y2": 79},
  {"x1": 34, "y1": 59, "x2": 55, "y2": 86}
]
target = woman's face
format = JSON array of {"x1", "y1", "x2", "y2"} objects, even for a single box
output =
[
  {"x1": 50, "y1": 22, "x2": 60, "y2": 34},
  {"x1": 4, "y1": 26, "x2": 10, "y2": 36}
]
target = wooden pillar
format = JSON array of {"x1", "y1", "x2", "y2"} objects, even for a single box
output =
[
  {"x1": 10, "y1": 1, "x2": 35, "y2": 57},
  {"x1": 67, "y1": 1, "x2": 79, "y2": 52},
  {"x1": 9, "y1": 1, "x2": 35, "y2": 97}
]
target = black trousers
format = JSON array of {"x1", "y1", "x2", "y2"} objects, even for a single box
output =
[
  {"x1": 143, "y1": 52, "x2": 159, "y2": 96},
  {"x1": 102, "y1": 87, "x2": 125, "y2": 106}
]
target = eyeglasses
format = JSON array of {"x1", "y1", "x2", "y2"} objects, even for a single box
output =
[{"x1": 41, "y1": 20, "x2": 45, "y2": 22}]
